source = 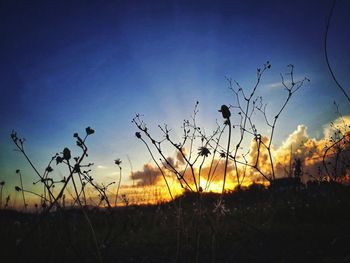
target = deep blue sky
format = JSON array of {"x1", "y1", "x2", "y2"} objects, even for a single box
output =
[{"x1": 1, "y1": 0, "x2": 350, "y2": 193}]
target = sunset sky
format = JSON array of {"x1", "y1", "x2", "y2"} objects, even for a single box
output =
[{"x1": 1, "y1": 0, "x2": 350, "y2": 202}]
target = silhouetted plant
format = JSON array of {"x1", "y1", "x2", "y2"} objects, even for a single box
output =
[
  {"x1": 321, "y1": 104, "x2": 350, "y2": 182},
  {"x1": 324, "y1": 0, "x2": 350, "y2": 103},
  {"x1": 134, "y1": 63, "x2": 309, "y2": 199},
  {"x1": 293, "y1": 158, "x2": 303, "y2": 178},
  {"x1": 225, "y1": 63, "x2": 309, "y2": 186},
  {"x1": 131, "y1": 63, "x2": 311, "y2": 262},
  {"x1": 121, "y1": 194, "x2": 129, "y2": 206},
  {"x1": 133, "y1": 103, "x2": 225, "y2": 198},
  {"x1": 10, "y1": 127, "x2": 114, "y2": 263},
  {"x1": 11, "y1": 131, "x2": 56, "y2": 202},
  {"x1": 15, "y1": 169, "x2": 27, "y2": 210},
  {"x1": 114, "y1": 158, "x2": 122, "y2": 207},
  {"x1": 219, "y1": 104, "x2": 232, "y2": 195},
  {"x1": 0, "y1": 181, "x2": 4, "y2": 208},
  {"x1": 321, "y1": 1, "x2": 350, "y2": 183},
  {"x1": 4, "y1": 195, "x2": 10, "y2": 208}
]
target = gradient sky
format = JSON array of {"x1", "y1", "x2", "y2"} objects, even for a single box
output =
[{"x1": 1, "y1": 0, "x2": 350, "y2": 196}]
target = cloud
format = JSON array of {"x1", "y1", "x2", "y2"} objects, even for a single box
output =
[
  {"x1": 273, "y1": 116, "x2": 350, "y2": 181},
  {"x1": 323, "y1": 115, "x2": 350, "y2": 139},
  {"x1": 176, "y1": 149, "x2": 186, "y2": 165},
  {"x1": 247, "y1": 135, "x2": 272, "y2": 177},
  {"x1": 228, "y1": 115, "x2": 350, "y2": 182},
  {"x1": 109, "y1": 171, "x2": 120, "y2": 176},
  {"x1": 130, "y1": 163, "x2": 165, "y2": 186},
  {"x1": 273, "y1": 125, "x2": 313, "y2": 177},
  {"x1": 130, "y1": 147, "x2": 189, "y2": 187},
  {"x1": 264, "y1": 76, "x2": 307, "y2": 91},
  {"x1": 265, "y1": 81, "x2": 285, "y2": 91},
  {"x1": 130, "y1": 115, "x2": 350, "y2": 192},
  {"x1": 129, "y1": 151, "x2": 255, "y2": 192}
]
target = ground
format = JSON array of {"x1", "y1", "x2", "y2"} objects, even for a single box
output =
[{"x1": 1, "y1": 182, "x2": 350, "y2": 263}]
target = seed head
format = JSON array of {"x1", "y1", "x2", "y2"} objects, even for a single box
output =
[
  {"x1": 63, "y1": 148, "x2": 71, "y2": 161},
  {"x1": 114, "y1": 158, "x2": 122, "y2": 166},
  {"x1": 219, "y1": 105, "x2": 231, "y2": 119},
  {"x1": 198, "y1": 146, "x2": 211, "y2": 157},
  {"x1": 85, "y1": 126, "x2": 95, "y2": 135}
]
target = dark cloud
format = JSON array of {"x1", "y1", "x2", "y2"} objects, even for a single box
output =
[{"x1": 130, "y1": 163, "x2": 164, "y2": 186}]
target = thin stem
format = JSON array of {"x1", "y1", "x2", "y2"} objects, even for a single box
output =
[
  {"x1": 22, "y1": 190, "x2": 50, "y2": 203},
  {"x1": 0, "y1": 185, "x2": 3, "y2": 208},
  {"x1": 324, "y1": 0, "x2": 350, "y2": 103},
  {"x1": 198, "y1": 156, "x2": 206, "y2": 191},
  {"x1": 140, "y1": 137, "x2": 174, "y2": 201},
  {"x1": 222, "y1": 119, "x2": 232, "y2": 194},
  {"x1": 14, "y1": 143, "x2": 55, "y2": 202},
  {"x1": 19, "y1": 172, "x2": 26, "y2": 210},
  {"x1": 114, "y1": 167, "x2": 122, "y2": 207},
  {"x1": 69, "y1": 162, "x2": 103, "y2": 263}
]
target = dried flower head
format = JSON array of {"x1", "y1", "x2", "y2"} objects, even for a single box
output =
[
  {"x1": 56, "y1": 156, "x2": 63, "y2": 164},
  {"x1": 219, "y1": 105, "x2": 231, "y2": 119},
  {"x1": 86, "y1": 126, "x2": 95, "y2": 135},
  {"x1": 11, "y1": 130, "x2": 18, "y2": 143},
  {"x1": 63, "y1": 148, "x2": 71, "y2": 161},
  {"x1": 114, "y1": 158, "x2": 122, "y2": 166},
  {"x1": 198, "y1": 146, "x2": 211, "y2": 157}
]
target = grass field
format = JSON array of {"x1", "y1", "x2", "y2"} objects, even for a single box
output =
[{"x1": 1, "y1": 182, "x2": 350, "y2": 263}]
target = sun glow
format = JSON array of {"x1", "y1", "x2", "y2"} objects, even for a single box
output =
[
  {"x1": 115, "y1": 175, "x2": 270, "y2": 206},
  {"x1": 122, "y1": 116, "x2": 350, "y2": 205}
]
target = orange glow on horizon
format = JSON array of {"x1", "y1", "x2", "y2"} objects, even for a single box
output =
[{"x1": 114, "y1": 176, "x2": 269, "y2": 206}]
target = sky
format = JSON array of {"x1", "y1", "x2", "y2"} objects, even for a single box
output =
[{"x1": 1, "y1": 0, "x2": 350, "y2": 203}]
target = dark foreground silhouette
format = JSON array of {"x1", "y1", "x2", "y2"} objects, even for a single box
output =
[{"x1": 1, "y1": 182, "x2": 350, "y2": 263}]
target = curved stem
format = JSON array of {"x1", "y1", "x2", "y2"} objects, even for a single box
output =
[
  {"x1": 141, "y1": 138, "x2": 174, "y2": 201},
  {"x1": 324, "y1": 0, "x2": 350, "y2": 104}
]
